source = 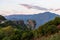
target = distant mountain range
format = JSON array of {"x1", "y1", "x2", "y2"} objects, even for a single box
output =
[{"x1": 5, "y1": 12, "x2": 59, "y2": 28}]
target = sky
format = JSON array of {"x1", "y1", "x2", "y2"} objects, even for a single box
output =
[{"x1": 0, "y1": 0, "x2": 60, "y2": 16}]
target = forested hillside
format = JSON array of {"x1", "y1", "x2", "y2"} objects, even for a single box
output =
[{"x1": 0, "y1": 15, "x2": 60, "y2": 40}]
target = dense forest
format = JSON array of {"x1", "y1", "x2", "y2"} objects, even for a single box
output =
[{"x1": 0, "y1": 15, "x2": 60, "y2": 40}]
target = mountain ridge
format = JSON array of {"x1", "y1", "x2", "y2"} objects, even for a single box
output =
[{"x1": 5, "y1": 12, "x2": 59, "y2": 28}]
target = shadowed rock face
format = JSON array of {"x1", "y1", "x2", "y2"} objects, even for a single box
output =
[
  {"x1": 5, "y1": 12, "x2": 59, "y2": 28},
  {"x1": 57, "y1": 24, "x2": 60, "y2": 30}
]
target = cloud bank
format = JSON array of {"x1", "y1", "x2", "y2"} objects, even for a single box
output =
[{"x1": 20, "y1": 4, "x2": 50, "y2": 11}]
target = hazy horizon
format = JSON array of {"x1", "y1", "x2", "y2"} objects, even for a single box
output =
[{"x1": 0, "y1": 0, "x2": 60, "y2": 16}]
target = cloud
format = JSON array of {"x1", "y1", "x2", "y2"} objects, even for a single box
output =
[
  {"x1": 20, "y1": 4, "x2": 60, "y2": 12},
  {"x1": 20, "y1": 4, "x2": 32, "y2": 9},
  {"x1": 55, "y1": 9, "x2": 60, "y2": 11},
  {"x1": 20, "y1": 4, "x2": 50, "y2": 11}
]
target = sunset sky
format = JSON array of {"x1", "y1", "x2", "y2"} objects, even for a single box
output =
[{"x1": 0, "y1": 0, "x2": 60, "y2": 16}]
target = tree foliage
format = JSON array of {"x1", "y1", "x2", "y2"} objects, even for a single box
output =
[{"x1": 0, "y1": 15, "x2": 60, "y2": 40}]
